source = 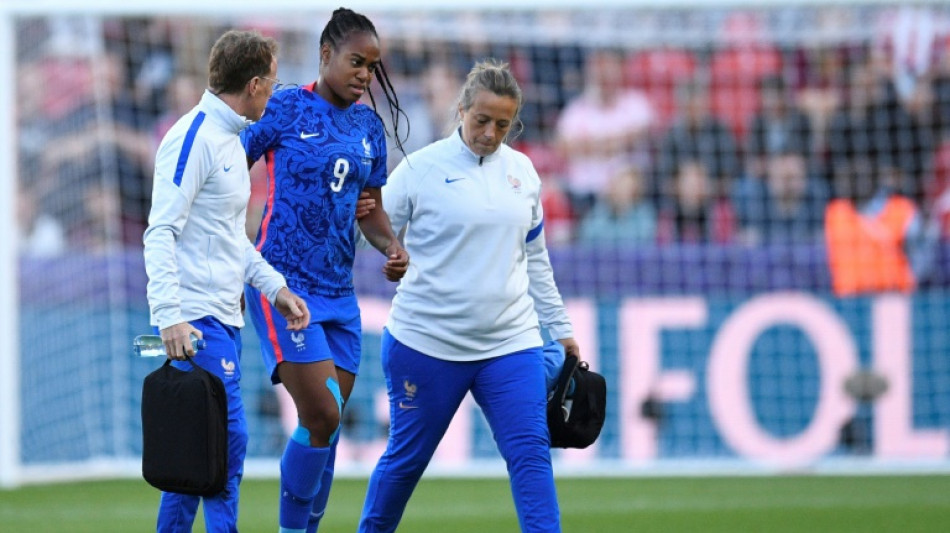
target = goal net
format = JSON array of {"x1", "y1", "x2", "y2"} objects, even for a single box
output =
[{"x1": 3, "y1": 1, "x2": 950, "y2": 487}]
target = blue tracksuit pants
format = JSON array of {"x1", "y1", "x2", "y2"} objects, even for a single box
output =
[
  {"x1": 156, "y1": 316, "x2": 248, "y2": 533},
  {"x1": 359, "y1": 329, "x2": 560, "y2": 532}
]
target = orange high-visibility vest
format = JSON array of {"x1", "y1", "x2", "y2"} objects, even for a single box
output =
[{"x1": 825, "y1": 196, "x2": 917, "y2": 296}]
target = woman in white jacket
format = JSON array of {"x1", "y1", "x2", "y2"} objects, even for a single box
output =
[{"x1": 359, "y1": 59, "x2": 579, "y2": 533}]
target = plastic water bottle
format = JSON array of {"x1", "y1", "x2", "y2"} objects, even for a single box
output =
[
  {"x1": 133, "y1": 334, "x2": 206, "y2": 357},
  {"x1": 560, "y1": 378, "x2": 577, "y2": 421}
]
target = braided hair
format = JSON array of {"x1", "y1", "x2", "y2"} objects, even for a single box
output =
[{"x1": 321, "y1": 7, "x2": 409, "y2": 156}]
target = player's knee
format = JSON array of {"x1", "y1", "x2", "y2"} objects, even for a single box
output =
[
  {"x1": 297, "y1": 377, "x2": 344, "y2": 445},
  {"x1": 297, "y1": 413, "x2": 338, "y2": 445}
]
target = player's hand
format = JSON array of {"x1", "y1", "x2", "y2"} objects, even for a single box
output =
[
  {"x1": 274, "y1": 287, "x2": 310, "y2": 331},
  {"x1": 383, "y1": 244, "x2": 410, "y2": 282},
  {"x1": 559, "y1": 337, "x2": 580, "y2": 361},
  {"x1": 160, "y1": 322, "x2": 203, "y2": 361},
  {"x1": 356, "y1": 190, "x2": 376, "y2": 219}
]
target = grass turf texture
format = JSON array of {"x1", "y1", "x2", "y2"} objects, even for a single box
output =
[{"x1": 1, "y1": 475, "x2": 948, "y2": 532}]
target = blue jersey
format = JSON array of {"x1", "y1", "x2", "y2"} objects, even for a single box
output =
[{"x1": 242, "y1": 83, "x2": 388, "y2": 296}]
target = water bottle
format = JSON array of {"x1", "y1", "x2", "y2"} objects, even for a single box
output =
[
  {"x1": 560, "y1": 378, "x2": 577, "y2": 421},
  {"x1": 133, "y1": 334, "x2": 206, "y2": 357}
]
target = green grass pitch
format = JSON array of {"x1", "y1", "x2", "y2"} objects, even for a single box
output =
[{"x1": 1, "y1": 475, "x2": 949, "y2": 532}]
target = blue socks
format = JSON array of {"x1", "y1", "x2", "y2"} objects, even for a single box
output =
[
  {"x1": 305, "y1": 440, "x2": 338, "y2": 533},
  {"x1": 279, "y1": 430, "x2": 330, "y2": 532},
  {"x1": 281, "y1": 378, "x2": 343, "y2": 533}
]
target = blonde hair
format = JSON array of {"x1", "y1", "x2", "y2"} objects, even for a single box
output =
[{"x1": 457, "y1": 58, "x2": 524, "y2": 139}]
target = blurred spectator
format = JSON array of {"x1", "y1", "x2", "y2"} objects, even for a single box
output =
[
  {"x1": 923, "y1": 75, "x2": 950, "y2": 237},
  {"x1": 827, "y1": 60, "x2": 879, "y2": 194},
  {"x1": 709, "y1": 11, "x2": 783, "y2": 140},
  {"x1": 933, "y1": 75, "x2": 950, "y2": 139},
  {"x1": 653, "y1": 75, "x2": 740, "y2": 202},
  {"x1": 104, "y1": 18, "x2": 177, "y2": 125},
  {"x1": 657, "y1": 159, "x2": 735, "y2": 244},
  {"x1": 540, "y1": 182, "x2": 575, "y2": 247},
  {"x1": 927, "y1": 141, "x2": 950, "y2": 238},
  {"x1": 153, "y1": 74, "x2": 203, "y2": 144},
  {"x1": 421, "y1": 61, "x2": 464, "y2": 137},
  {"x1": 576, "y1": 166, "x2": 656, "y2": 247},
  {"x1": 376, "y1": 70, "x2": 431, "y2": 172},
  {"x1": 555, "y1": 48, "x2": 656, "y2": 220},
  {"x1": 380, "y1": 61, "x2": 459, "y2": 171},
  {"x1": 515, "y1": 32, "x2": 585, "y2": 142},
  {"x1": 516, "y1": 142, "x2": 574, "y2": 246},
  {"x1": 624, "y1": 47, "x2": 697, "y2": 129},
  {"x1": 17, "y1": 185, "x2": 65, "y2": 257},
  {"x1": 874, "y1": 6, "x2": 941, "y2": 103},
  {"x1": 732, "y1": 147, "x2": 829, "y2": 245},
  {"x1": 793, "y1": 46, "x2": 842, "y2": 171},
  {"x1": 745, "y1": 74, "x2": 814, "y2": 179},
  {"x1": 828, "y1": 62, "x2": 932, "y2": 202},
  {"x1": 17, "y1": 59, "x2": 50, "y2": 191},
  {"x1": 896, "y1": 72, "x2": 940, "y2": 205},
  {"x1": 70, "y1": 183, "x2": 143, "y2": 253},
  {"x1": 38, "y1": 52, "x2": 154, "y2": 248},
  {"x1": 825, "y1": 154, "x2": 938, "y2": 296}
]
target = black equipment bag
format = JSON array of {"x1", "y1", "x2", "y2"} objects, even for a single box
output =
[
  {"x1": 141, "y1": 358, "x2": 228, "y2": 496},
  {"x1": 547, "y1": 354, "x2": 607, "y2": 449}
]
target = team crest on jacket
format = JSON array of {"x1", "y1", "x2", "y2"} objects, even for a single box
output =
[{"x1": 507, "y1": 174, "x2": 522, "y2": 192}]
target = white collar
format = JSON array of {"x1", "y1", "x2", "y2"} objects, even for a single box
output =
[
  {"x1": 199, "y1": 90, "x2": 250, "y2": 134},
  {"x1": 451, "y1": 127, "x2": 501, "y2": 165}
]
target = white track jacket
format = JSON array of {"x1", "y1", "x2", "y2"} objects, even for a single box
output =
[
  {"x1": 144, "y1": 90, "x2": 286, "y2": 330},
  {"x1": 383, "y1": 130, "x2": 573, "y2": 361}
]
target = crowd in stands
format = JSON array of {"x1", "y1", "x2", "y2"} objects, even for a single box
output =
[
  {"x1": 14, "y1": 9, "x2": 950, "y2": 258},
  {"x1": 528, "y1": 38, "x2": 950, "y2": 250}
]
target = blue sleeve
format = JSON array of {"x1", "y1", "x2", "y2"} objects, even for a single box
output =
[{"x1": 242, "y1": 91, "x2": 288, "y2": 161}]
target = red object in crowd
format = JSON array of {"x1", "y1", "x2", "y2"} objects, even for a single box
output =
[
  {"x1": 624, "y1": 48, "x2": 697, "y2": 129},
  {"x1": 514, "y1": 141, "x2": 575, "y2": 244},
  {"x1": 709, "y1": 45, "x2": 784, "y2": 140}
]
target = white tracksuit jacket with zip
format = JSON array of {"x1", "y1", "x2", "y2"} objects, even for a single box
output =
[
  {"x1": 144, "y1": 90, "x2": 286, "y2": 330},
  {"x1": 383, "y1": 130, "x2": 573, "y2": 361}
]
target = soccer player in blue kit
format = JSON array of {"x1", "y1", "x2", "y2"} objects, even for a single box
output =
[
  {"x1": 358, "y1": 59, "x2": 580, "y2": 533},
  {"x1": 144, "y1": 30, "x2": 310, "y2": 533},
  {"x1": 240, "y1": 8, "x2": 409, "y2": 533}
]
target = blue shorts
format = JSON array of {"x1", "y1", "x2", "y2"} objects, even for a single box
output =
[{"x1": 245, "y1": 285, "x2": 362, "y2": 384}]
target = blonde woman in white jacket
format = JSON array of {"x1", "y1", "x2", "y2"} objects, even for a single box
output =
[{"x1": 359, "y1": 59, "x2": 579, "y2": 533}]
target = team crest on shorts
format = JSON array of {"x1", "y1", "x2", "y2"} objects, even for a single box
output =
[{"x1": 291, "y1": 331, "x2": 306, "y2": 351}]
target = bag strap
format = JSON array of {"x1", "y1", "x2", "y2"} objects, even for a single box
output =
[
  {"x1": 554, "y1": 354, "x2": 580, "y2": 405},
  {"x1": 162, "y1": 357, "x2": 203, "y2": 372}
]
